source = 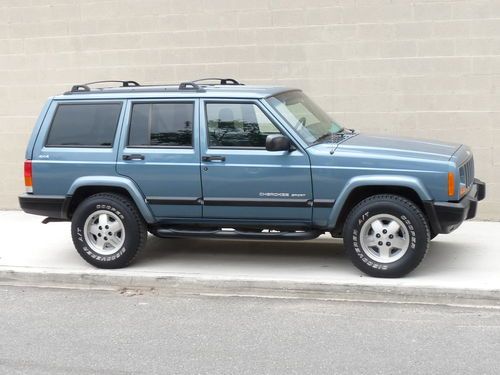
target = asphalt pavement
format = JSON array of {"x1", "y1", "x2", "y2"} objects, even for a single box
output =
[
  {"x1": 0, "y1": 211, "x2": 499, "y2": 304},
  {"x1": 1, "y1": 285, "x2": 499, "y2": 375}
]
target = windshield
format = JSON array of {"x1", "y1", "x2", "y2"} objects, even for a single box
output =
[{"x1": 266, "y1": 91, "x2": 344, "y2": 145}]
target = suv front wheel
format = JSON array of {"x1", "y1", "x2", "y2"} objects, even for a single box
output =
[
  {"x1": 343, "y1": 194, "x2": 430, "y2": 278},
  {"x1": 71, "y1": 193, "x2": 147, "y2": 269}
]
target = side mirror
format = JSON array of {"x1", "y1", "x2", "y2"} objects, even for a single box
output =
[{"x1": 266, "y1": 134, "x2": 292, "y2": 152}]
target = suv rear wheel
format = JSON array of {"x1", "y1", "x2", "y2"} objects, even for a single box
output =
[
  {"x1": 71, "y1": 193, "x2": 147, "y2": 269},
  {"x1": 343, "y1": 194, "x2": 430, "y2": 278}
]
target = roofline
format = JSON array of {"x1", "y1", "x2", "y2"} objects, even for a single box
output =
[{"x1": 58, "y1": 77, "x2": 300, "y2": 100}]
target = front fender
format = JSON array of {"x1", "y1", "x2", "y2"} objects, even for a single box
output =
[
  {"x1": 67, "y1": 176, "x2": 155, "y2": 223},
  {"x1": 326, "y1": 175, "x2": 432, "y2": 229}
]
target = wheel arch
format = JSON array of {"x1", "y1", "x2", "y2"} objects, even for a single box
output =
[
  {"x1": 328, "y1": 175, "x2": 432, "y2": 233},
  {"x1": 65, "y1": 176, "x2": 155, "y2": 223}
]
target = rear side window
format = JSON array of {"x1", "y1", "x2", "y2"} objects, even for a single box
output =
[
  {"x1": 46, "y1": 103, "x2": 122, "y2": 147},
  {"x1": 128, "y1": 102, "x2": 194, "y2": 147}
]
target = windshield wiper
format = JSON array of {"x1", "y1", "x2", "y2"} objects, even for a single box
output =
[
  {"x1": 311, "y1": 127, "x2": 356, "y2": 146},
  {"x1": 311, "y1": 132, "x2": 340, "y2": 146}
]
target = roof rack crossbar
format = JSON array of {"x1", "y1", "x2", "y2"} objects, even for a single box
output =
[
  {"x1": 70, "y1": 80, "x2": 140, "y2": 92},
  {"x1": 192, "y1": 77, "x2": 242, "y2": 85}
]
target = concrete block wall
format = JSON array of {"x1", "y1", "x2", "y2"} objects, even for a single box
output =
[{"x1": 0, "y1": 0, "x2": 499, "y2": 219}]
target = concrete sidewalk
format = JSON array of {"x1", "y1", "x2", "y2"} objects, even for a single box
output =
[{"x1": 0, "y1": 211, "x2": 499, "y2": 304}]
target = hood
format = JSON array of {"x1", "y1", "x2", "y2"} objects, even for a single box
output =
[{"x1": 337, "y1": 133, "x2": 461, "y2": 161}]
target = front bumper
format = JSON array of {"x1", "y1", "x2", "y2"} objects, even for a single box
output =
[{"x1": 424, "y1": 179, "x2": 486, "y2": 234}]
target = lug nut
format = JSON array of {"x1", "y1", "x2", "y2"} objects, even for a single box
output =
[
  {"x1": 376, "y1": 233, "x2": 381, "y2": 238},
  {"x1": 378, "y1": 241, "x2": 383, "y2": 246},
  {"x1": 382, "y1": 229, "x2": 387, "y2": 234},
  {"x1": 386, "y1": 242, "x2": 391, "y2": 246},
  {"x1": 389, "y1": 234, "x2": 394, "y2": 239}
]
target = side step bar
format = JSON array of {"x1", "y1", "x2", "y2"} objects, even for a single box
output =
[{"x1": 152, "y1": 228, "x2": 323, "y2": 241}]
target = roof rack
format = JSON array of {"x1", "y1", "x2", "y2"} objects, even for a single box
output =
[
  {"x1": 70, "y1": 80, "x2": 140, "y2": 92},
  {"x1": 192, "y1": 77, "x2": 243, "y2": 85},
  {"x1": 65, "y1": 78, "x2": 244, "y2": 95}
]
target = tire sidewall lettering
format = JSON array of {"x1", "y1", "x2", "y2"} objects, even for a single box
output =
[
  {"x1": 95, "y1": 204, "x2": 125, "y2": 221},
  {"x1": 351, "y1": 208, "x2": 417, "y2": 270},
  {"x1": 76, "y1": 204, "x2": 128, "y2": 262}
]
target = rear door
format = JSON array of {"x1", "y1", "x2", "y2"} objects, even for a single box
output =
[
  {"x1": 199, "y1": 99, "x2": 313, "y2": 224},
  {"x1": 117, "y1": 99, "x2": 202, "y2": 218}
]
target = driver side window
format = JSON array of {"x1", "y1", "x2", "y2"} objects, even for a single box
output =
[{"x1": 206, "y1": 102, "x2": 281, "y2": 148}]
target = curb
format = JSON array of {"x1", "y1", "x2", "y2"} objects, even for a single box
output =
[{"x1": 1, "y1": 266, "x2": 499, "y2": 307}]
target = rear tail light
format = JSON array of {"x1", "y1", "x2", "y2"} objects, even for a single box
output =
[{"x1": 24, "y1": 160, "x2": 33, "y2": 193}]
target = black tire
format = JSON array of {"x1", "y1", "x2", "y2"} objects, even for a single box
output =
[
  {"x1": 343, "y1": 194, "x2": 430, "y2": 278},
  {"x1": 71, "y1": 193, "x2": 147, "y2": 269}
]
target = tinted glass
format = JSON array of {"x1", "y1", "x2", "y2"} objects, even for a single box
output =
[
  {"x1": 266, "y1": 91, "x2": 343, "y2": 145},
  {"x1": 206, "y1": 103, "x2": 281, "y2": 148},
  {"x1": 46, "y1": 103, "x2": 122, "y2": 147},
  {"x1": 128, "y1": 102, "x2": 194, "y2": 147}
]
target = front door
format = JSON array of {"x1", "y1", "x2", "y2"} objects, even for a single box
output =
[
  {"x1": 200, "y1": 99, "x2": 312, "y2": 224},
  {"x1": 117, "y1": 99, "x2": 202, "y2": 218}
]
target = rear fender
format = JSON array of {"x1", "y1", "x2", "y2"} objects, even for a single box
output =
[{"x1": 67, "y1": 176, "x2": 155, "y2": 223}]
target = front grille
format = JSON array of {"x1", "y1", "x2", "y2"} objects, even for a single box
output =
[{"x1": 460, "y1": 157, "x2": 474, "y2": 188}]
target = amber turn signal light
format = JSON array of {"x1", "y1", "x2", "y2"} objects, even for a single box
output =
[{"x1": 448, "y1": 172, "x2": 455, "y2": 197}]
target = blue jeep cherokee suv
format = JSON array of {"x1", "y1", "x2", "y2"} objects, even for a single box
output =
[{"x1": 19, "y1": 78, "x2": 485, "y2": 277}]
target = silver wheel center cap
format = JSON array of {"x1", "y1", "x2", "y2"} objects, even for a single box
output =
[
  {"x1": 359, "y1": 214, "x2": 410, "y2": 264},
  {"x1": 83, "y1": 210, "x2": 125, "y2": 255}
]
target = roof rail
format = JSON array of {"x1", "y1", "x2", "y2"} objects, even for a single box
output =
[
  {"x1": 192, "y1": 77, "x2": 243, "y2": 85},
  {"x1": 70, "y1": 80, "x2": 140, "y2": 92},
  {"x1": 64, "y1": 78, "x2": 251, "y2": 95}
]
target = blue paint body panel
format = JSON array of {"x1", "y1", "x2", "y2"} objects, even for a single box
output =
[
  {"x1": 23, "y1": 84, "x2": 477, "y2": 232},
  {"x1": 116, "y1": 99, "x2": 202, "y2": 218},
  {"x1": 199, "y1": 99, "x2": 313, "y2": 221},
  {"x1": 31, "y1": 99, "x2": 125, "y2": 197},
  {"x1": 308, "y1": 134, "x2": 458, "y2": 227}
]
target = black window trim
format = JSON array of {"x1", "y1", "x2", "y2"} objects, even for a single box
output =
[
  {"x1": 127, "y1": 100, "x2": 196, "y2": 149},
  {"x1": 44, "y1": 101, "x2": 124, "y2": 149},
  {"x1": 203, "y1": 99, "x2": 285, "y2": 150}
]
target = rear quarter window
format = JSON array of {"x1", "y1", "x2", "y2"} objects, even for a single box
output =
[{"x1": 45, "y1": 103, "x2": 122, "y2": 147}]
